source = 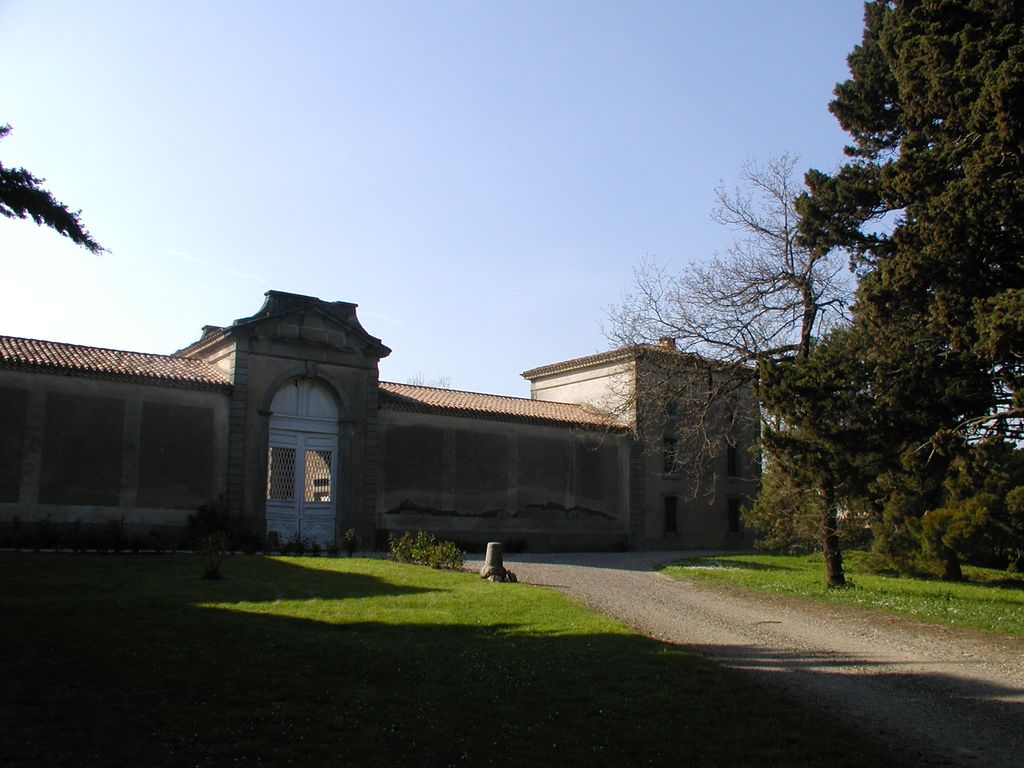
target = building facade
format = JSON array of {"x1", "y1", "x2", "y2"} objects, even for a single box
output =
[{"x1": 0, "y1": 291, "x2": 757, "y2": 551}]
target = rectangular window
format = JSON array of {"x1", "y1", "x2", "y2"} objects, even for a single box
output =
[
  {"x1": 664, "y1": 496, "x2": 678, "y2": 534},
  {"x1": 727, "y1": 498, "x2": 741, "y2": 533},
  {"x1": 663, "y1": 437, "x2": 679, "y2": 473},
  {"x1": 726, "y1": 445, "x2": 738, "y2": 477}
]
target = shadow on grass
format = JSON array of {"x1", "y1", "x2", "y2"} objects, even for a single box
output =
[
  {"x1": 684, "y1": 642, "x2": 1024, "y2": 768},
  {"x1": 978, "y1": 577, "x2": 1024, "y2": 591},
  {"x1": 0, "y1": 550, "x2": 442, "y2": 603},
  {"x1": 0, "y1": 553, "x2": 932, "y2": 768},
  {"x1": 220, "y1": 555, "x2": 445, "y2": 601}
]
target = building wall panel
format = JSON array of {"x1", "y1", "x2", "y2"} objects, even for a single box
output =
[
  {"x1": 38, "y1": 392, "x2": 125, "y2": 507},
  {"x1": 137, "y1": 402, "x2": 217, "y2": 508},
  {"x1": 0, "y1": 387, "x2": 27, "y2": 503}
]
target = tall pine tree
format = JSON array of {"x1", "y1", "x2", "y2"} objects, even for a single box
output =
[{"x1": 796, "y1": 0, "x2": 1024, "y2": 577}]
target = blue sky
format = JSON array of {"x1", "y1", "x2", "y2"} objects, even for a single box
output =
[{"x1": 1, "y1": 1, "x2": 865, "y2": 396}]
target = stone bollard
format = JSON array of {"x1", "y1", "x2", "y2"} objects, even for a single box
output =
[{"x1": 479, "y1": 541, "x2": 507, "y2": 581}]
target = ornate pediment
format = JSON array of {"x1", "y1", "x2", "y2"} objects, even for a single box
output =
[{"x1": 178, "y1": 291, "x2": 391, "y2": 365}]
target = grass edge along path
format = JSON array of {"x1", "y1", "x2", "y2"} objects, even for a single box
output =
[
  {"x1": 662, "y1": 552, "x2": 1024, "y2": 637},
  {"x1": 0, "y1": 552, "x2": 920, "y2": 768}
]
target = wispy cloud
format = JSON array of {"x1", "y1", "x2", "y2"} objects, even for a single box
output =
[
  {"x1": 166, "y1": 249, "x2": 270, "y2": 285},
  {"x1": 362, "y1": 310, "x2": 449, "y2": 348}
]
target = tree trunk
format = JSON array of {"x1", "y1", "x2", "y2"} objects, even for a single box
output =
[
  {"x1": 940, "y1": 549, "x2": 963, "y2": 582},
  {"x1": 819, "y1": 481, "x2": 846, "y2": 588}
]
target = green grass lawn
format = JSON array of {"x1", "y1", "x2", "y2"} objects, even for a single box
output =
[
  {"x1": 0, "y1": 553, "x2": 919, "y2": 768},
  {"x1": 663, "y1": 552, "x2": 1024, "y2": 637}
]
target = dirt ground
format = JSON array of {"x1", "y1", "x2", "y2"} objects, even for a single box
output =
[{"x1": 467, "y1": 551, "x2": 1024, "y2": 768}]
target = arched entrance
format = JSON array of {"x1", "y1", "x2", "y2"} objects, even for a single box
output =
[{"x1": 265, "y1": 378, "x2": 339, "y2": 545}]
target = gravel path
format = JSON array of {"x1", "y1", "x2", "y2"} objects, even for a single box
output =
[{"x1": 467, "y1": 551, "x2": 1024, "y2": 768}]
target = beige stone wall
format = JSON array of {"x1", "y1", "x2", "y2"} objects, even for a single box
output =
[
  {"x1": 527, "y1": 350, "x2": 761, "y2": 551},
  {"x1": 527, "y1": 359, "x2": 635, "y2": 420}
]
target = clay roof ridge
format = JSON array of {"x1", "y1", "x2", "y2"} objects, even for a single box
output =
[
  {"x1": 521, "y1": 342, "x2": 725, "y2": 380},
  {"x1": 0, "y1": 334, "x2": 231, "y2": 391},
  {"x1": 174, "y1": 326, "x2": 229, "y2": 356},
  {"x1": 381, "y1": 380, "x2": 549, "y2": 403},
  {"x1": 379, "y1": 381, "x2": 622, "y2": 429},
  {"x1": 2, "y1": 334, "x2": 175, "y2": 359},
  {"x1": 521, "y1": 345, "x2": 641, "y2": 380}
]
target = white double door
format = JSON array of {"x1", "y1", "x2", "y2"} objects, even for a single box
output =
[{"x1": 266, "y1": 427, "x2": 337, "y2": 545}]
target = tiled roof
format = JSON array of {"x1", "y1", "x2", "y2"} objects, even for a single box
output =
[
  {"x1": 0, "y1": 335, "x2": 232, "y2": 392},
  {"x1": 379, "y1": 381, "x2": 622, "y2": 429}
]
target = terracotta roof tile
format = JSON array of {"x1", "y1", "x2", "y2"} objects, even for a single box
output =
[
  {"x1": 0, "y1": 335, "x2": 232, "y2": 392},
  {"x1": 379, "y1": 381, "x2": 622, "y2": 429},
  {"x1": 521, "y1": 342, "x2": 710, "y2": 380},
  {"x1": 521, "y1": 346, "x2": 639, "y2": 380}
]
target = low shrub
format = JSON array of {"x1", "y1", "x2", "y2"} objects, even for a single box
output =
[
  {"x1": 33, "y1": 516, "x2": 59, "y2": 551},
  {"x1": 100, "y1": 516, "x2": 127, "y2": 553},
  {"x1": 284, "y1": 531, "x2": 307, "y2": 556},
  {"x1": 188, "y1": 497, "x2": 262, "y2": 554},
  {"x1": 199, "y1": 531, "x2": 231, "y2": 579},
  {"x1": 342, "y1": 527, "x2": 358, "y2": 557},
  {"x1": 2, "y1": 516, "x2": 25, "y2": 548},
  {"x1": 388, "y1": 531, "x2": 464, "y2": 570},
  {"x1": 283, "y1": 531, "x2": 323, "y2": 556},
  {"x1": 265, "y1": 530, "x2": 282, "y2": 553}
]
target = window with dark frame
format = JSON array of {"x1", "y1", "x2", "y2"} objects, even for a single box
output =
[
  {"x1": 664, "y1": 495, "x2": 678, "y2": 534},
  {"x1": 727, "y1": 498, "x2": 741, "y2": 533},
  {"x1": 663, "y1": 437, "x2": 678, "y2": 473},
  {"x1": 726, "y1": 444, "x2": 738, "y2": 477}
]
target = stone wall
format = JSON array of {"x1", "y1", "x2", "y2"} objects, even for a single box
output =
[
  {"x1": 0, "y1": 370, "x2": 228, "y2": 535},
  {"x1": 378, "y1": 409, "x2": 631, "y2": 551}
]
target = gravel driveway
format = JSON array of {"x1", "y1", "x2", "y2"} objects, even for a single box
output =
[{"x1": 467, "y1": 551, "x2": 1024, "y2": 768}]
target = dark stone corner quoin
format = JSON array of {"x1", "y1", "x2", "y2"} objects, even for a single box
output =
[{"x1": 0, "y1": 290, "x2": 758, "y2": 552}]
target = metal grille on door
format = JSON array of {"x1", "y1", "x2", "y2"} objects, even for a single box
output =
[
  {"x1": 267, "y1": 447, "x2": 297, "y2": 500},
  {"x1": 265, "y1": 378, "x2": 340, "y2": 546},
  {"x1": 304, "y1": 449, "x2": 333, "y2": 502}
]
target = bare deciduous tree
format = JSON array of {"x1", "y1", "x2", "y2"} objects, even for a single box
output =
[
  {"x1": 406, "y1": 372, "x2": 453, "y2": 389},
  {"x1": 608, "y1": 153, "x2": 850, "y2": 366},
  {"x1": 606, "y1": 154, "x2": 854, "y2": 550}
]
